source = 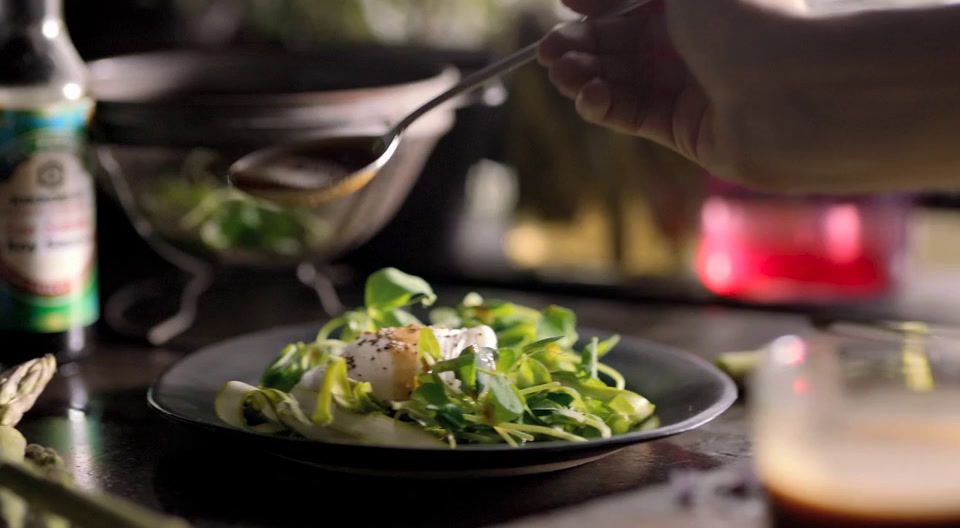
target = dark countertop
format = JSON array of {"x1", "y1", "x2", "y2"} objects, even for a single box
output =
[{"x1": 17, "y1": 278, "x2": 810, "y2": 528}]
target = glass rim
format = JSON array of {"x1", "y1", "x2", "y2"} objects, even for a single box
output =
[{"x1": 811, "y1": 317, "x2": 960, "y2": 343}]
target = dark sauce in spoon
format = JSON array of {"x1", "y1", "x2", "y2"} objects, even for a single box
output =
[{"x1": 231, "y1": 137, "x2": 382, "y2": 193}]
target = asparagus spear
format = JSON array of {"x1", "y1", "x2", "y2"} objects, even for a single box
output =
[{"x1": 0, "y1": 355, "x2": 56, "y2": 427}]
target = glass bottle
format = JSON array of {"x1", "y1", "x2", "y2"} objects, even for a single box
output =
[{"x1": 0, "y1": 0, "x2": 98, "y2": 360}]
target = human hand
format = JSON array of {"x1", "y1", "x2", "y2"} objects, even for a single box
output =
[
  {"x1": 541, "y1": 0, "x2": 960, "y2": 193},
  {"x1": 538, "y1": 0, "x2": 715, "y2": 173}
]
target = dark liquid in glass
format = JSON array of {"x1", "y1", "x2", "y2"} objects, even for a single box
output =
[{"x1": 769, "y1": 488, "x2": 960, "y2": 528}]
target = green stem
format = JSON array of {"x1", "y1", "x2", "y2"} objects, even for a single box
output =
[
  {"x1": 496, "y1": 423, "x2": 587, "y2": 443},
  {"x1": 519, "y1": 382, "x2": 561, "y2": 396}
]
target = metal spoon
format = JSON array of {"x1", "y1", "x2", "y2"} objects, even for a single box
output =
[{"x1": 229, "y1": 0, "x2": 652, "y2": 207}]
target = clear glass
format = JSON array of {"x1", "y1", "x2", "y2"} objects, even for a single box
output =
[
  {"x1": 752, "y1": 329, "x2": 960, "y2": 526},
  {"x1": 0, "y1": 0, "x2": 87, "y2": 108}
]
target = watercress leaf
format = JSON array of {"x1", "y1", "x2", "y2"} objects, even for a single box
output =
[
  {"x1": 483, "y1": 375, "x2": 524, "y2": 423},
  {"x1": 413, "y1": 382, "x2": 450, "y2": 407},
  {"x1": 536, "y1": 305, "x2": 578, "y2": 348},
  {"x1": 496, "y1": 322, "x2": 538, "y2": 348},
  {"x1": 365, "y1": 268, "x2": 437, "y2": 313},
  {"x1": 495, "y1": 347, "x2": 520, "y2": 373},
  {"x1": 514, "y1": 357, "x2": 552, "y2": 389}
]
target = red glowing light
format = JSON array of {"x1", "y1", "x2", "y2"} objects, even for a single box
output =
[
  {"x1": 703, "y1": 252, "x2": 735, "y2": 292},
  {"x1": 824, "y1": 204, "x2": 862, "y2": 264},
  {"x1": 792, "y1": 378, "x2": 810, "y2": 395},
  {"x1": 694, "y1": 194, "x2": 903, "y2": 302}
]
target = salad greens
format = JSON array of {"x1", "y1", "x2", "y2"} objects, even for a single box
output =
[
  {"x1": 141, "y1": 149, "x2": 330, "y2": 261},
  {"x1": 215, "y1": 268, "x2": 657, "y2": 448}
]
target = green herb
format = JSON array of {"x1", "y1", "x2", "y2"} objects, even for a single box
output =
[
  {"x1": 536, "y1": 305, "x2": 578, "y2": 348},
  {"x1": 481, "y1": 375, "x2": 524, "y2": 423},
  {"x1": 365, "y1": 267, "x2": 437, "y2": 315}
]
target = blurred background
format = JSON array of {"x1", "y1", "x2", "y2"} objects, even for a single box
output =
[{"x1": 68, "y1": 0, "x2": 960, "y2": 340}]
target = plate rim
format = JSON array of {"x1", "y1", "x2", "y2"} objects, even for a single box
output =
[{"x1": 147, "y1": 322, "x2": 738, "y2": 454}]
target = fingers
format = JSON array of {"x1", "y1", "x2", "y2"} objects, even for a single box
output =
[
  {"x1": 539, "y1": 13, "x2": 648, "y2": 66},
  {"x1": 548, "y1": 51, "x2": 646, "y2": 98},
  {"x1": 575, "y1": 79, "x2": 643, "y2": 135},
  {"x1": 574, "y1": 77, "x2": 710, "y2": 162}
]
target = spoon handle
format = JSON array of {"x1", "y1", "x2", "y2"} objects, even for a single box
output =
[{"x1": 388, "y1": 0, "x2": 653, "y2": 139}]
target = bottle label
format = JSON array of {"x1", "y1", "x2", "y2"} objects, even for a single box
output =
[{"x1": 0, "y1": 99, "x2": 98, "y2": 333}]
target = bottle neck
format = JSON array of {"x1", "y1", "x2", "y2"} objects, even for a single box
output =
[{"x1": 0, "y1": 0, "x2": 61, "y2": 26}]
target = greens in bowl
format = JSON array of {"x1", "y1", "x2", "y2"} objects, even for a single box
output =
[{"x1": 215, "y1": 268, "x2": 657, "y2": 448}]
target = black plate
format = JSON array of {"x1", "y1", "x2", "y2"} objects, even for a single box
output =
[{"x1": 148, "y1": 323, "x2": 737, "y2": 477}]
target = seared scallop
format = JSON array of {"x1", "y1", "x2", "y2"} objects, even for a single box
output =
[{"x1": 294, "y1": 325, "x2": 498, "y2": 403}]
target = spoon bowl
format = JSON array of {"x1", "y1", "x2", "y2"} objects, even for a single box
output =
[{"x1": 229, "y1": 134, "x2": 400, "y2": 208}]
